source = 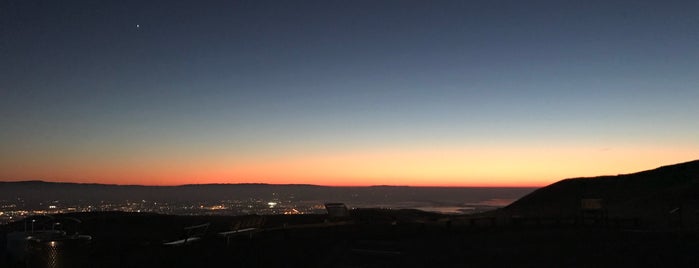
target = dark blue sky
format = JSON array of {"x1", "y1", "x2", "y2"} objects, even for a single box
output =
[{"x1": 1, "y1": 0, "x2": 698, "y2": 185}]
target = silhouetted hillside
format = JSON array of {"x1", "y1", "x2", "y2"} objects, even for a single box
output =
[{"x1": 502, "y1": 160, "x2": 699, "y2": 226}]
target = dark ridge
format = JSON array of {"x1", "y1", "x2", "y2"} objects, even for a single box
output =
[
  {"x1": 501, "y1": 159, "x2": 699, "y2": 224},
  {"x1": 178, "y1": 183, "x2": 272, "y2": 187}
]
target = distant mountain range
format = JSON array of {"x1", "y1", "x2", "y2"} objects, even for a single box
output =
[
  {"x1": 0, "y1": 180, "x2": 534, "y2": 208},
  {"x1": 6, "y1": 159, "x2": 698, "y2": 220},
  {"x1": 502, "y1": 159, "x2": 699, "y2": 225}
]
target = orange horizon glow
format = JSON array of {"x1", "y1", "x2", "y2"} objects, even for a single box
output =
[{"x1": 2, "y1": 144, "x2": 697, "y2": 188}]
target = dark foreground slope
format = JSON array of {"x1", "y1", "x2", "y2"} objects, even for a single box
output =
[
  {"x1": 3, "y1": 211, "x2": 699, "y2": 268},
  {"x1": 501, "y1": 160, "x2": 699, "y2": 226}
]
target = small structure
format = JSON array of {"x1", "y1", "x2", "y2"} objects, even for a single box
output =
[
  {"x1": 580, "y1": 198, "x2": 607, "y2": 225},
  {"x1": 325, "y1": 203, "x2": 350, "y2": 220},
  {"x1": 581, "y1": 199, "x2": 604, "y2": 210}
]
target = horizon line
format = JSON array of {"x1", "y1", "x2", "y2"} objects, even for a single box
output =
[{"x1": 0, "y1": 179, "x2": 543, "y2": 188}]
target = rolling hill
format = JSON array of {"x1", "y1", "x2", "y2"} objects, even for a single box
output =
[{"x1": 501, "y1": 160, "x2": 699, "y2": 226}]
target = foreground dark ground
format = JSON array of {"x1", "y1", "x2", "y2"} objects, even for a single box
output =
[{"x1": 2, "y1": 210, "x2": 699, "y2": 268}]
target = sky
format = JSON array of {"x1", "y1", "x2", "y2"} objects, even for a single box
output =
[{"x1": 1, "y1": 0, "x2": 698, "y2": 187}]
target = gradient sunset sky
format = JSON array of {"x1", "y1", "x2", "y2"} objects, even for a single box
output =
[{"x1": 1, "y1": 0, "x2": 698, "y2": 186}]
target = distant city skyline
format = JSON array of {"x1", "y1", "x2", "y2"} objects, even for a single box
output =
[{"x1": 1, "y1": 1, "x2": 698, "y2": 186}]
